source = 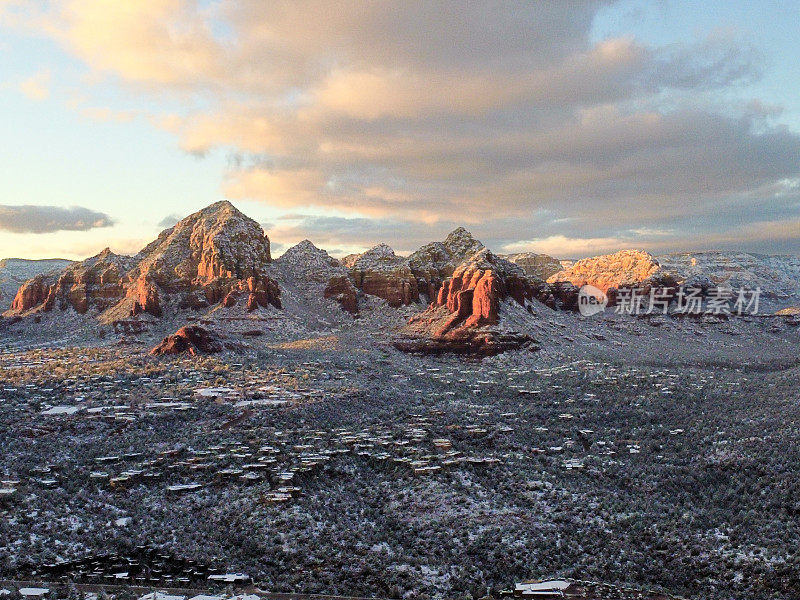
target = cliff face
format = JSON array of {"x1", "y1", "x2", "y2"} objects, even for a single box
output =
[
  {"x1": 7, "y1": 201, "x2": 280, "y2": 320},
  {"x1": 129, "y1": 200, "x2": 271, "y2": 289},
  {"x1": 503, "y1": 252, "x2": 562, "y2": 281},
  {"x1": 348, "y1": 244, "x2": 419, "y2": 307},
  {"x1": 11, "y1": 249, "x2": 133, "y2": 315},
  {"x1": 399, "y1": 248, "x2": 537, "y2": 354},
  {"x1": 548, "y1": 250, "x2": 676, "y2": 295},
  {"x1": 408, "y1": 227, "x2": 486, "y2": 300},
  {"x1": 418, "y1": 248, "x2": 535, "y2": 335},
  {"x1": 343, "y1": 228, "x2": 490, "y2": 307},
  {"x1": 0, "y1": 258, "x2": 73, "y2": 310}
]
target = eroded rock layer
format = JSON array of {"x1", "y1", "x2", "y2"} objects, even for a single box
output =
[
  {"x1": 150, "y1": 325, "x2": 224, "y2": 356},
  {"x1": 6, "y1": 201, "x2": 281, "y2": 321},
  {"x1": 547, "y1": 250, "x2": 677, "y2": 298},
  {"x1": 399, "y1": 248, "x2": 538, "y2": 355},
  {"x1": 348, "y1": 244, "x2": 419, "y2": 307}
]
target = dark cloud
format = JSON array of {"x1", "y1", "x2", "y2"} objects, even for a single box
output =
[
  {"x1": 0, "y1": 205, "x2": 114, "y2": 234},
  {"x1": 17, "y1": 1, "x2": 800, "y2": 255}
]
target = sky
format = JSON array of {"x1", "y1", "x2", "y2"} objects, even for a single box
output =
[{"x1": 0, "y1": 0, "x2": 798, "y2": 260}]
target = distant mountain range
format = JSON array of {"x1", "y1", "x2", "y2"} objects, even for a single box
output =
[
  {"x1": 2, "y1": 201, "x2": 798, "y2": 355},
  {"x1": 0, "y1": 258, "x2": 73, "y2": 307}
]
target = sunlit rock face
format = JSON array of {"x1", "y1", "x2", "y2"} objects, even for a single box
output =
[
  {"x1": 398, "y1": 248, "x2": 538, "y2": 355},
  {"x1": 408, "y1": 227, "x2": 486, "y2": 301},
  {"x1": 11, "y1": 249, "x2": 133, "y2": 314},
  {"x1": 6, "y1": 201, "x2": 280, "y2": 320},
  {"x1": 547, "y1": 249, "x2": 677, "y2": 304}
]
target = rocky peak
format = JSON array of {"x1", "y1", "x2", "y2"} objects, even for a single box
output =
[
  {"x1": 10, "y1": 248, "x2": 134, "y2": 315},
  {"x1": 277, "y1": 240, "x2": 347, "y2": 277},
  {"x1": 352, "y1": 244, "x2": 406, "y2": 271},
  {"x1": 442, "y1": 227, "x2": 485, "y2": 258},
  {"x1": 503, "y1": 252, "x2": 562, "y2": 281},
  {"x1": 132, "y1": 200, "x2": 272, "y2": 287},
  {"x1": 282, "y1": 239, "x2": 321, "y2": 256},
  {"x1": 347, "y1": 244, "x2": 418, "y2": 307},
  {"x1": 273, "y1": 240, "x2": 359, "y2": 315},
  {"x1": 548, "y1": 249, "x2": 676, "y2": 294},
  {"x1": 6, "y1": 201, "x2": 281, "y2": 320},
  {"x1": 400, "y1": 247, "x2": 538, "y2": 354},
  {"x1": 408, "y1": 228, "x2": 487, "y2": 300}
]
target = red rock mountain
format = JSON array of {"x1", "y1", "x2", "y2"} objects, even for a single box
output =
[
  {"x1": 399, "y1": 248, "x2": 538, "y2": 355},
  {"x1": 343, "y1": 228, "x2": 496, "y2": 307},
  {"x1": 407, "y1": 227, "x2": 487, "y2": 300},
  {"x1": 150, "y1": 325, "x2": 225, "y2": 356},
  {"x1": 547, "y1": 249, "x2": 677, "y2": 300},
  {"x1": 347, "y1": 244, "x2": 419, "y2": 308},
  {"x1": 6, "y1": 201, "x2": 280, "y2": 321}
]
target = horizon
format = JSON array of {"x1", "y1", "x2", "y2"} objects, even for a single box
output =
[
  {"x1": 1, "y1": 1, "x2": 799, "y2": 260},
  {"x1": 3, "y1": 198, "x2": 800, "y2": 263}
]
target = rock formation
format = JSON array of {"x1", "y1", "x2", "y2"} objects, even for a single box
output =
[
  {"x1": 407, "y1": 227, "x2": 486, "y2": 300},
  {"x1": 10, "y1": 249, "x2": 133, "y2": 314},
  {"x1": 273, "y1": 240, "x2": 359, "y2": 315},
  {"x1": 398, "y1": 248, "x2": 537, "y2": 355},
  {"x1": 0, "y1": 258, "x2": 73, "y2": 310},
  {"x1": 548, "y1": 250, "x2": 677, "y2": 303},
  {"x1": 150, "y1": 325, "x2": 224, "y2": 356},
  {"x1": 324, "y1": 275, "x2": 359, "y2": 314},
  {"x1": 657, "y1": 251, "x2": 800, "y2": 301},
  {"x1": 347, "y1": 244, "x2": 419, "y2": 307},
  {"x1": 503, "y1": 252, "x2": 563, "y2": 281},
  {"x1": 5, "y1": 201, "x2": 281, "y2": 322}
]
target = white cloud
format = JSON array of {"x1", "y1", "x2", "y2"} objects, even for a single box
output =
[
  {"x1": 18, "y1": 69, "x2": 50, "y2": 100},
  {"x1": 2, "y1": 1, "x2": 799, "y2": 254}
]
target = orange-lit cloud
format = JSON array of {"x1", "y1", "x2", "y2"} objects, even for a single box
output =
[{"x1": 2, "y1": 1, "x2": 798, "y2": 255}]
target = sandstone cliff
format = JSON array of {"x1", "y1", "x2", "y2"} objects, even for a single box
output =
[
  {"x1": 347, "y1": 244, "x2": 419, "y2": 307},
  {"x1": 408, "y1": 227, "x2": 486, "y2": 300},
  {"x1": 398, "y1": 248, "x2": 537, "y2": 355},
  {"x1": 6, "y1": 201, "x2": 280, "y2": 321},
  {"x1": 547, "y1": 250, "x2": 677, "y2": 298}
]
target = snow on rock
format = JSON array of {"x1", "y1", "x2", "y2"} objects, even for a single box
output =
[
  {"x1": 502, "y1": 252, "x2": 562, "y2": 281},
  {"x1": 548, "y1": 249, "x2": 677, "y2": 296},
  {"x1": 5, "y1": 201, "x2": 281, "y2": 323},
  {"x1": 347, "y1": 244, "x2": 419, "y2": 307},
  {"x1": 657, "y1": 251, "x2": 800, "y2": 302}
]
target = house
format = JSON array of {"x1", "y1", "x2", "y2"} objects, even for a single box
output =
[
  {"x1": 18, "y1": 589, "x2": 50, "y2": 599},
  {"x1": 138, "y1": 592, "x2": 186, "y2": 600},
  {"x1": 514, "y1": 580, "x2": 571, "y2": 598},
  {"x1": 207, "y1": 573, "x2": 250, "y2": 583}
]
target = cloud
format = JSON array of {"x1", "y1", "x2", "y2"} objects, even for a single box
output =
[
  {"x1": 18, "y1": 69, "x2": 50, "y2": 100},
  {"x1": 3, "y1": 1, "x2": 799, "y2": 254},
  {"x1": 0, "y1": 205, "x2": 114, "y2": 233}
]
